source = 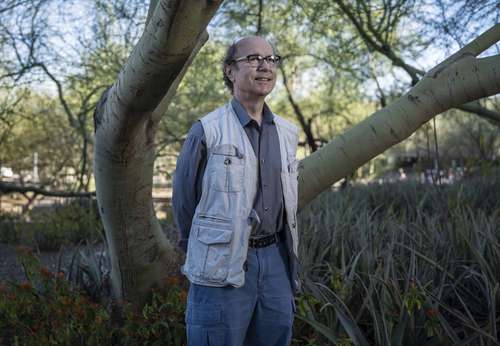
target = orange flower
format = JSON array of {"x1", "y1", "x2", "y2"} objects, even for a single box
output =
[
  {"x1": 409, "y1": 279, "x2": 416, "y2": 289},
  {"x1": 61, "y1": 297, "x2": 72, "y2": 306},
  {"x1": 166, "y1": 276, "x2": 179, "y2": 286},
  {"x1": 16, "y1": 245, "x2": 34, "y2": 256},
  {"x1": 40, "y1": 266, "x2": 54, "y2": 279},
  {"x1": 20, "y1": 282, "x2": 32, "y2": 290},
  {"x1": 426, "y1": 308, "x2": 439, "y2": 319},
  {"x1": 76, "y1": 307, "x2": 85, "y2": 320}
]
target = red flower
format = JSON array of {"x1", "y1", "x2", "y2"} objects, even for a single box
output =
[
  {"x1": 166, "y1": 276, "x2": 179, "y2": 286},
  {"x1": 20, "y1": 282, "x2": 32, "y2": 290},
  {"x1": 426, "y1": 308, "x2": 439, "y2": 319},
  {"x1": 61, "y1": 297, "x2": 72, "y2": 306},
  {"x1": 409, "y1": 279, "x2": 417, "y2": 289},
  {"x1": 40, "y1": 266, "x2": 54, "y2": 279},
  {"x1": 16, "y1": 245, "x2": 34, "y2": 256}
]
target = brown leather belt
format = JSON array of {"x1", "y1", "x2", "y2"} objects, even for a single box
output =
[{"x1": 248, "y1": 233, "x2": 280, "y2": 248}]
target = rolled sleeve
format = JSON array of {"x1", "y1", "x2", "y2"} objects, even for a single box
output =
[{"x1": 172, "y1": 121, "x2": 206, "y2": 252}]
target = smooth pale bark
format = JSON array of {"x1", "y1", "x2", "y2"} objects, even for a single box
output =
[
  {"x1": 298, "y1": 25, "x2": 500, "y2": 209},
  {"x1": 93, "y1": 0, "x2": 221, "y2": 304}
]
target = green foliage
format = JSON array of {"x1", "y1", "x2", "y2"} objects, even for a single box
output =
[
  {"x1": 0, "y1": 199, "x2": 102, "y2": 251},
  {"x1": 157, "y1": 40, "x2": 230, "y2": 160},
  {"x1": 295, "y1": 175, "x2": 500, "y2": 345},
  {"x1": 0, "y1": 247, "x2": 188, "y2": 345},
  {"x1": 0, "y1": 212, "x2": 20, "y2": 244},
  {"x1": 3, "y1": 178, "x2": 500, "y2": 344},
  {"x1": 0, "y1": 91, "x2": 83, "y2": 188},
  {"x1": 2, "y1": 0, "x2": 498, "y2": 186}
]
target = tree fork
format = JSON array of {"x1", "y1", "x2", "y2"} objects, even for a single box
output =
[{"x1": 93, "y1": 0, "x2": 222, "y2": 305}]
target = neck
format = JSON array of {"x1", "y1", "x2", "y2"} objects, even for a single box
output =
[{"x1": 234, "y1": 93, "x2": 265, "y2": 125}]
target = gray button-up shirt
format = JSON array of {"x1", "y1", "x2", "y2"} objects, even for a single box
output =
[{"x1": 172, "y1": 99, "x2": 285, "y2": 252}]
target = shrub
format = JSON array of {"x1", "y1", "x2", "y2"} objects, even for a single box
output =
[
  {"x1": 295, "y1": 176, "x2": 500, "y2": 345},
  {"x1": 0, "y1": 246, "x2": 188, "y2": 345},
  {"x1": 1, "y1": 198, "x2": 103, "y2": 251},
  {"x1": 0, "y1": 212, "x2": 21, "y2": 244}
]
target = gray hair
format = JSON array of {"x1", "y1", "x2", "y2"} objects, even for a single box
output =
[{"x1": 222, "y1": 41, "x2": 239, "y2": 94}]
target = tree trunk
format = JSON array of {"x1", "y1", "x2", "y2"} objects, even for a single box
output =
[
  {"x1": 298, "y1": 25, "x2": 500, "y2": 209},
  {"x1": 93, "y1": 0, "x2": 221, "y2": 305}
]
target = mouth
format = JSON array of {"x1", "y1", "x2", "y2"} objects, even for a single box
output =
[{"x1": 255, "y1": 77, "x2": 272, "y2": 82}]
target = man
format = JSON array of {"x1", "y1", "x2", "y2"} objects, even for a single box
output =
[{"x1": 172, "y1": 36, "x2": 300, "y2": 346}]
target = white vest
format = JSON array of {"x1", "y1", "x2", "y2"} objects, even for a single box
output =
[{"x1": 181, "y1": 103, "x2": 300, "y2": 291}]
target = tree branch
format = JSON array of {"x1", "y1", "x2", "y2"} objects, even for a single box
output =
[
  {"x1": 334, "y1": 1, "x2": 500, "y2": 123},
  {"x1": 150, "y1": 30, "x2": 209, "y2": 125},
  {"x1": 280, "y1": 65, "x2": 318, "y2": 152},
  {"x1": 458, "y1": 102, "x2": 500, "y2": 123},
  {"x1": 298, "y1": 26, "x2": 500, "y2": 209},
  {"x1": 37, "y1": 63, "x2": 78, "y2": 129},
  {"x1": 0, "y1": 181, "x2": 95, "y2": 198}
]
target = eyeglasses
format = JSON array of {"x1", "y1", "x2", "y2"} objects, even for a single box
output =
[{"x1": 231, "y1": 54, "x2": 282, "y2": 67}]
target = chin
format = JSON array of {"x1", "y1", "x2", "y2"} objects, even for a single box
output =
[{"x1": 256, "y1": 87, "x2": 274, "y2": 96}]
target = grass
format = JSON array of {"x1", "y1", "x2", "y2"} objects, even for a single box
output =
[
  {"x1": 294, "y1": 174, "x2": 500, "y2": 345},
  {"x1": 2, "y1": 175, "x2": 499, "y2": 344}
]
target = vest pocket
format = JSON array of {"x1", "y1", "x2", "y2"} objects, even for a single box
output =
[
  {"x1": 191, "y1": 223, "x2": 233, "y2": 282},
  {"x1": 209, "y1": 144, "x2": 244, "y2": 193}
]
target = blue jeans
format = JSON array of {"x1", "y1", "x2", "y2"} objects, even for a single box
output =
[{"x1": 185, "y1": 239, "x2": 295, "y2": 346}]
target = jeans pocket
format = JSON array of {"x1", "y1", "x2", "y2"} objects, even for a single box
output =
[
  {"x1": 186, "y1": 303, "x2": 222, "y2": 325},
  {"x1": 186, "y1": 303, "x2": 226, "y2": 345}
]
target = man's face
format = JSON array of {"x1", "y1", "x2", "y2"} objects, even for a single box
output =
[{"x1": 228, "y1": 37, "x2": 277, "y2": 99}]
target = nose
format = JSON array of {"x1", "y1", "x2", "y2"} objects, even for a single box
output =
[{"x1": 257, "y1": 60, "x2": 272, "y2": 71}]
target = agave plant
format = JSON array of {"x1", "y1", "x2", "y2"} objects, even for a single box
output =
[{"x1": 296, "y1": 175, "x2": 500, "y2": 345}]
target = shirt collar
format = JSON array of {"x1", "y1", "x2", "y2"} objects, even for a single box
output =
[{"x1": 231, "y1": 98, "x2": 275, "y2": 127}]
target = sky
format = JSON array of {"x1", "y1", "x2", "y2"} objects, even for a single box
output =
[{"x1": 4, "y1": 0, "x2": 499, "y2": 103}]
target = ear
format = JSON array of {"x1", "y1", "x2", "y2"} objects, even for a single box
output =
[{"x1": 225, "y1": 65, "x2": 234, "y2": 82}]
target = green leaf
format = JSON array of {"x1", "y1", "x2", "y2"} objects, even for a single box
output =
[
  {"x1": 333, "y1": 305, "x2": 370, "y2": 346},
  {"x1": 295, "y1": 314, "x2": 341, "y2": 344},
  {"x1": 390, "y1": 308, "x2": 408, "y2": 346}
]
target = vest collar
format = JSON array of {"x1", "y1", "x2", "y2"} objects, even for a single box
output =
[{"x1": 231, "y1": 98, "x2": 275, "y2": 127}]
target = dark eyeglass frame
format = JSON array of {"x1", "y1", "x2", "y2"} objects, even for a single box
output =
[{"x1": 231, "y1": 54, "x2": 282, "y2": 67}]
